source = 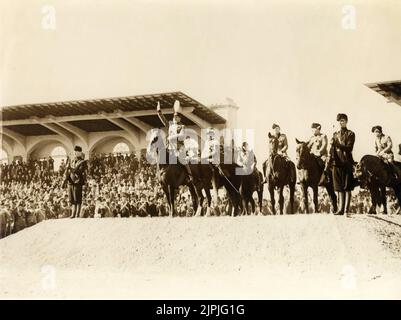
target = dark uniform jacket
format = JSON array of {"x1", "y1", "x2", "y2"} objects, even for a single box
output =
[
  {"x1": 63, "y1": 159, "x2": 87, "y2": 186},
  {"x1": 329, "y1": 128, "x2": 355, "y2": 167}
]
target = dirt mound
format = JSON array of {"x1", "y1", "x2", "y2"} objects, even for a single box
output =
[{"x1": 1, "y1": 215, "x2": 401, "y2": 299}]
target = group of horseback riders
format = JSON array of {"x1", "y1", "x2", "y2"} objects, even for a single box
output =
[{"x1": 153, "y1": 101, "x2": 401, "y2": 216}]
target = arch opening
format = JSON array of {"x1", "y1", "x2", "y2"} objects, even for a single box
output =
[
  {"x1": 28, "y1": 140, "x2": 69, "y2": 171},
  {"x1": 112, "y1": 142, "x2": 131, "y2": 154},
  {"x1": 0, "y1": 148, "x2": 8, "y2": 164},
  {"x1": 51, "y1": 146, "x2": 67, "y2": 171},
  {"x1": 90, "y1": 136, "x2": 135, "y2": 157}
]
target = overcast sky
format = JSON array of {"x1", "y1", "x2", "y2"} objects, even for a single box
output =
[{"x1": 1, "y1": 0, "x2": 401, "y2": 164}]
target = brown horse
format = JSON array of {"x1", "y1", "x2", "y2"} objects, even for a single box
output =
[
  {"x1": 211, "y1": 145, "x2": 264, "y2": 216},
  {"x1": 355, "y1": 155, "x2": 401, "y2": 214},
  {"x1": 210, "y1": 162, "x2": 244, "y2": 217},
  {"x1": 263, "y1": 133, "x2": 296, "y2": 215},
  {"x1": 295, "y1": 139, "x2": 337, "y2": 213},
  {"x1": 240, "y1": 168, "x2": 264, "y2": 215},
  {"x1": 147, "y1": 131, "x2": 213, "y2": 217}
]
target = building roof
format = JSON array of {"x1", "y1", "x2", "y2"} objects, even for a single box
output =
[
  {"x1": 365, "y1": 80, "x2": 401, "y2": 107},
  {"x1": 1, "y1": 91, "x2": 226, "y2": 136}
]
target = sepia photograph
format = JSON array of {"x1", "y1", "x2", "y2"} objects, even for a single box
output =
[{"x1": 1, "y1": 0, "x2": 401, "y2": 303}]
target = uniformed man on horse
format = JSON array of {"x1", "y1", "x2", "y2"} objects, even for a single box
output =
[
  {"x1": 237, "y1": 142, "x2": 258, "y2": 175},
  {"x1": 264, "y1": 123, "x2": 289, "y2": 182},
  {"x1": 307, "y1": 122, "x2": 328, "y2": 168},
  {"x1": 202, "y1": 127, "x2": 220, "y2": 165},
  {"x1": 271, "y1": 123, "x2": 288, "y2": 157},
  {"x1": 157, "y1": 101, "x2": 195, "y2": 183},
  {"x1": 371, "y1": 125, "x2": 400, "y2": 181}
]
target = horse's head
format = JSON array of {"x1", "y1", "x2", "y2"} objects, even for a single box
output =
[
  {"x1": 268, "y1": 132, "x2": 279, "y2": 156},
  {"x1": 353, "y1": 161, "x2": 367, "y2": 188},
  {"x1": 295, "y1": 138, "x2": 309, "y2": 169},
  {"x1": 270, "y1": 154, "x2": 286, "y2": 184}
]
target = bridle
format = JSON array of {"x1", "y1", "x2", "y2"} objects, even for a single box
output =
[{"x1": 296, "y1": 144, "x2": 308, "y2": 169}]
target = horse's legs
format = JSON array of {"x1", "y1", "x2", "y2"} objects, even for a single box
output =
[
  {"x1": 394, "y1": 185, "x2": 401, "y2": 208},
  {"x1": 301, "y1": 183, "x2": 309, "y2": 214},
  {"x1": 204, "y1": 188, "x2": 212, "y2": 217},
  {"x1": 195, "y1": 187, "x2": 204, "y2": 217},
  {"x1": 188, "y1": 184, "x2": 198, "y2": 216},
  {"x1": 312, "y1": 185, "x2": 319, "y2": 213},
  {"x1": 278, "y1": 187, "x2": 284, "y2": 215},
  {"x1": 269, "y1": 185, "x2": 276, "y2": 215},
  {"x1": 381, "y1": 186, "x2": 387, "y2": 214},
  {"x1": 167, "y1": 185, "x2": 176, "y2": 217},
  {"x1": 289, "y1": 184, "x2": 295, "y2": 215},
  {"x1": 257, "y1": 189, "x2": 263, "y2": 214},
  {"x1": 368, "y1": 185, "x2": 378, "y2": 214},
  {"x1": 240, "y1": 193, "x2": 247, "y2": 215},
  {"x1": 250, "y1": 196, "x2": 256, "y2": 215},
  {"x1": 228, "y1": 191, "x2": 238, "y2": 217}
]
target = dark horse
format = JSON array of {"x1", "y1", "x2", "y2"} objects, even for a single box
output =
[
  {"x1": 210, "y1": 162, "x2": 244, "y2": 217},
  {"x1": 211, "y1": 145, "x2": 264, "y2": 216},
  {"x1": 262, "y1": 133, "x2": 296, "y2": 215},
  {"x1": 239, "y1": 168, "x2": 264, "y2": 215},
  {"x1": 355, "y1": 155, "x2": 401, "y2": 214},
  {"x1": 147, "y1": 130, "x2": 213, "y2": 217},
  {"x1": 295, "y1": 139, "x2": 337, "y2": 213}
]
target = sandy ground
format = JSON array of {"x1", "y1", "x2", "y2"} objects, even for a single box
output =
[{"x1": 1, "y1": 214, "x2": 401, "y2": 299}]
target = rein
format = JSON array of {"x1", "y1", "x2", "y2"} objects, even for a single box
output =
[
  {"x1": 217, "y1": 166, "x2": 240, "y2": 195},
  {"x1": 271, "y1": 153, "x2": 281, "y2": 177}
]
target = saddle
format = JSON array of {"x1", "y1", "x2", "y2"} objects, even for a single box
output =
[{"x1": 314, "y1": 156, "x2": 325, "y2": 170}]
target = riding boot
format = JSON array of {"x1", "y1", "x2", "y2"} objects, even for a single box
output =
[
  {"x1": 344, "y1": 191, "x2": 351, "y2": 217},
  {"x1": 334, "y1": 192, "x2": 345, "y2": 215}
]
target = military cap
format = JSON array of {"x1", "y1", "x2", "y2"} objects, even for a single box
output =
[
  {"x1": 371, "y1": 125, "x2": 382, "y2": 133},
  {"x1": 272, "y1": 123, "x2": 280, "y2": 129},
  {"x1": 74, "y1": 145, "x2": 82, "y2": 152},
  {"x1": 311, "y1": 123, "x2": 321, "y2": 129},
  {"x1": 336, "y1": 113, "x2": 348, "y2": 121}
]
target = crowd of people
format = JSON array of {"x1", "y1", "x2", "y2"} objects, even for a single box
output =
[{"x1": 0, "y1": 151, "x2": 399, "y2": 239}]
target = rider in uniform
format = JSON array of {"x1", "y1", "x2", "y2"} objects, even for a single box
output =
[
  {"x1": 272, "y1": 124, "x2": 288, "y2": 157},
  {"x1": 307, "y1": 122, "x2": 328, "y2": 168},
  {"x1": 157, "y1": 101, "x2": 194, "y2": 183},
  {"x1": 237, "y1": 141, "x2": 260, "y2": 185},
  {"x1": 203, "y1": 127, "x2": 220, "y2": 164},
  {"x1": 237, "y1": 141, "x2": 257, "y2": 173},
  {"x1": 325, "y1": 113, "x2": 355, "y2": 216},
  {"x1": 265, "y1": 124, "x2": 289, "y2": 182},
  {"x1": 372, "y1": 125, "x2": 400, "y2": 181},
  {"x1": 184, "y1": 134, "x2": 200, "y2": 164}
]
